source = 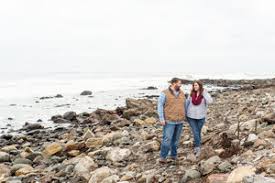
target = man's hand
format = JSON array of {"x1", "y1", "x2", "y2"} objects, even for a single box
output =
[{"x1": 159, "y1": 120, "x2": 166, "y2": 126}]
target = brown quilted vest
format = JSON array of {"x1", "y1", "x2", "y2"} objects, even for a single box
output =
[{"x1": 163, "y1": 88, "x2": 186, "y2": 122}]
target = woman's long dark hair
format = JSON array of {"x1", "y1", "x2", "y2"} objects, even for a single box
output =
[{"x1": 191, "y1": 80, "x2": 204, "y2": 96}]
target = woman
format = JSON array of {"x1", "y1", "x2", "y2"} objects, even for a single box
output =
[{"x1": 186, "y1": 80, "x2": 213, "y2": 157}]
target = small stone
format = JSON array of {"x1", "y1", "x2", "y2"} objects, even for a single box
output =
[
  {"x1": 44, "y1": 142, "x2": 63, "y2": 156},
  {"x1": 101, "y1": 175, "x2": 120, "y2": 183},
  {"x1": 186, "y1": 154, "x2": 197, "y2": 163},
  {"x1": 0, "y1": 164, "x2": 11, "y2": 178},
  {"x1": 106, "y1": 147, "x2": 131, "y2": 162},
  {"x1": 81, "y1": 90, "x2": 93, "y2": 96},
  {"x1": 74, "y1": 155, "x2": 98, "y2": 181},
  {"x1": 207, "y1": 173, "x2": 229, "y2": 183},
  {"x1": 1, "y1": 145, "x2": 17, "y2": 153},
  {"x1": 144, "y1": 117, "x2": 157, "y2": 125},
  {"x1": 68, "y1": 150, "x2": 80, "y2": 157},
  {"x1": 85, "y1": 138, "x2": 103, "y2": 149},
  {"x1": 13, "y1": 158, "x2": 33, "y2": 165},
  {"x1": 243, "y1": 175, "x2": 275, "y2": 183},
  {"x1": 218, "y1": 161, "x2": 232, "y2": 173},
  {"x1": 199, "y1": 156, "x2": 221, "y2": 175},
  {"x1": 63, "y1": 111, "x2": 77, "y2": 121},
  {"x1": 82, "y1": 129, "x2": 95, "y2": 140},
  {"x1": 133, "y1": 119, "x2": 145, "y2": 126},
  {"x1": 0, "y1": 151, "x2": 10, "y2": 162},
  {"x1": 15, "y1": 166, "x2": 34, "y2": 176},
  {"x1": 88, "y1": 167, "x2": 113, "y2": 183},
  {"x1": 143, "y1": 141, "x2": 160, "y2": 152},
  {"x1": 247, "y1": 134, "x2": 258, "y2": 143},
  {"x1": 180, "y1": 169, "x2": 201, "y2": 183}
]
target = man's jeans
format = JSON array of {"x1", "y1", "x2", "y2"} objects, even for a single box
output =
[
  {"x1": 187, "y1": 117, "x2": 206, "y2": 148},
  {"x1": 160, "y1": 123, "x2": 183, "y2": 159}
]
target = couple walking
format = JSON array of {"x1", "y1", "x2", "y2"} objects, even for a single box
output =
[{"x1": 157, "y1": 77, "x2": 213, "y2": 163}]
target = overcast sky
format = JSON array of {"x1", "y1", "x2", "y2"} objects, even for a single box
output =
[{"x1": 0, "y1": 0, "x2": 275, "y2": 74}]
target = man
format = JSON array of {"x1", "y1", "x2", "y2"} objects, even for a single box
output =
[{"x1": 157, "y1": 77, "x2": 186, "y2": 163}]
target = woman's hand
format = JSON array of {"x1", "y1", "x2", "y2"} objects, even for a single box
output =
[{"x1": 159, "y1": 120, "x2": 166, "y2": 126}]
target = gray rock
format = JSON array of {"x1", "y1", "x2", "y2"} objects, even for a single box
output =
[
  {"x1": 180, "y1": 169, "x2": 201, "y2": 183},
  {"x1": 23, "y1": 123, "x2": 44, "y2": 131},
  {"x1": 63, "y1": 111, "x2": 77, "y2": 121},
  {"x1": 80, "y1": 90, "x2": 93, "y2": 96},
  {"x1": 243, "y1": 175, "x2": 275, "y2": 183},
  {"x1": 13, "y1": 158, "x2": 33, "y2": 165},
  {"x1": 199, "y1": 156, "x2": 221, "y2": 175},
  {"x1": 218, "y1": 161, "x2": 233, "y2": 172},
  {"x1": 0, "y1": 151, "x2": 10, "y2": 162}
]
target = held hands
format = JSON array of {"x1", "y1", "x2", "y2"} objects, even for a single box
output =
[{"x1": 159, "y1": 120, "x2": 166, "y2": 126}]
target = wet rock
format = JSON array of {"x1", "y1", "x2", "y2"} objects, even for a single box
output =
[
  {"x1": 1, "y1": 134, "x2": 13, "y2": 140},
  {"x1": 55, "y1": 94, "x2": 63, "y2": 98},
  {"x1": 63, "y1": 111, "x2": 77, "y2": 121},
  {"x1": 22, "y1": 122, "x2": 44, "y2": 131},
  {"x1": 80, "y1": 90, "x2": 93, "y2": 96},
  {"x1": 227, "y1": 166, "x2": 256, "y2": 183},
  {"x1": 143, "y1": 86, "x2": 158, "y2": 90},
  {"x1": 52, "y1": 117, "x2": 70, "y2": 123}
]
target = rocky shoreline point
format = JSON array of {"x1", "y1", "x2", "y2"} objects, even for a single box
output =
[{"x1": 1, "y1": 78, "x2": 275, "y2": 183}]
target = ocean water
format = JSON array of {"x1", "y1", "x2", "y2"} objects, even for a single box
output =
[{"x1": 0, "y1": 72, "x2": 274, "y2": 132}]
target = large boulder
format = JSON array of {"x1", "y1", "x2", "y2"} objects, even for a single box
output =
[
  {"x1": 63, "y1": 111, "x2": 77, "y2": 121},
  {"x1": 226, "y1": 166, "x2": 256, "y2": 183},
  {"x1": 106, "y1": 148, "x2": 131, "y2": 162},
  {"x1": 122, "y1": 98, "x2": 157, "y2": 119}
]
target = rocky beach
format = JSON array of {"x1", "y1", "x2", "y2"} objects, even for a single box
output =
[{"x1": 0, "y1": 78, "x2": 275, "y2": 183}]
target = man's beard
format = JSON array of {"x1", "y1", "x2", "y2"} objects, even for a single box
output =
[{"x1": 175, "y1": 86, "x2": 180, "y2": 91}]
